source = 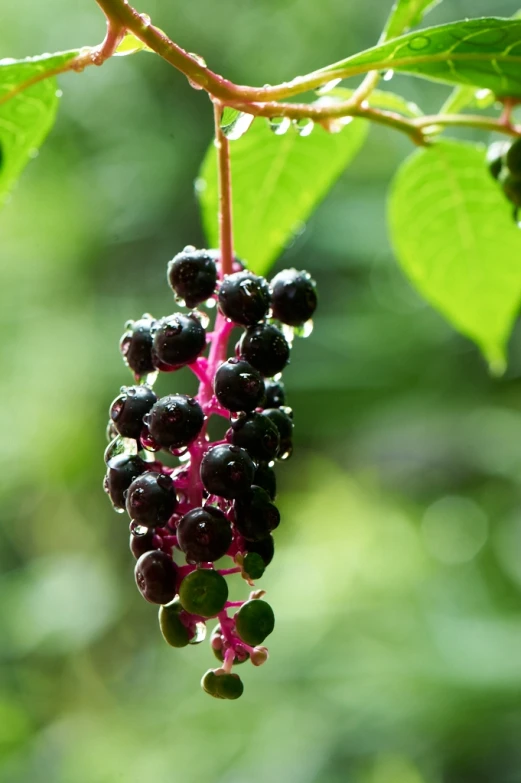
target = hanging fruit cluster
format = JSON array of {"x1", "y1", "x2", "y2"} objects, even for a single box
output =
[{"x1": 103, "y1": 246, "x2": 317, "y2": 698}]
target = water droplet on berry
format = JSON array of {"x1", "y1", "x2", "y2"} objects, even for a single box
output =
[
  {"x1": 143, "y1": 370, "x2": 158, "y2": 387},
  {"x1": 280, "y1": 324, "x2": 295, "y2": 346},
  {"x1": 106, "y1": 420, "x2": 118, "y2": 442},
  {"x1": 178, "y1": 451, "x2": 191, "y2": 463},
  {"x1": 189, "y1": 620, "x2": 207, "y2": 644},
  {"x1": 279, "y1": 444, "x2": 293, "y2": 460},
  {"x1": 224, "y1": 112, "x2": 255, "y2": 140},
  {"x1": 130, "y1": 521, "x2": 149, "y2": 536},
  {"x1": 104, "y1": 436, "x2": 138, "y2": 465},
  {"x1": 295, "y1": 118, "x2": 314, "y2": 137},
  {"x1": 205, "y1": 297, "x2": 217, "y2": 309},
  {"x1": 193, "y1": 309, "x2": 210, "y2": 328},
  {"x1": 125, "y1": 319, "x2": 135, "y2": 330},
  {"x1": 294, "y1": 319, "x2": 313, "y2": 338},
  {"x1": 140, "y1": 430, "x2": 161, "y2": 451}
]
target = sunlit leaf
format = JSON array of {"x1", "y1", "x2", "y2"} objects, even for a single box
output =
[
  {"x1": 382, "y1": 0, "x2": 443, "y2": 41},
  {"x1": 198, "y1": 118, "x2": 368, "y2": 275},
  {"x1": 388, "y1": 139, "x2": 521, "y2": 372},
  {"x1": 0, "y1": 51, "x2": 78, "y2": 204},
  {"x1": 325, "y1": 18, "x2": 521, "y2": 98},
  {"x1": 318, "y1": 86, "x2": 423, "y2": 117}
]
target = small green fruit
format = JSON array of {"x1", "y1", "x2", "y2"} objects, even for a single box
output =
[
  {"x1": 179, "y1": 568, "x2": 228, "y2": 618},
  {"x1": 235, "y1": 599, "x2": 275, "y2": 646},
  {"x1": 158, "y1": 599, "x2": 190, "y2": 648},
  {"x1": 242, "y1": 552, "x2": 265, "y2": 580}
]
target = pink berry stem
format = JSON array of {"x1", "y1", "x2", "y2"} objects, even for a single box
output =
[
  {"x1": 219, "y1": 568, "x2": 242, "y2": 577},
  {"x1": 222, "y1": 647, "x2": 236, "y2": 674},
  {"x1": 224, "y1": 600, "x2": 243, "y2": 607}
]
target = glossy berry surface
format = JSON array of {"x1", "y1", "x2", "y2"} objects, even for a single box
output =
[
  {"x1": 244, "y1": 534, "x2": 275, "y2": 566},
  {"x1": 134, "y1": 550, "x2": 177, "y2": 604},
  {"x1": 235, "y1": 599, "x2": 275, "y2": 646},
  {"x1": 158, "y1": 599, "x2": 191, "y2": 647},
  {"x1": 178, "y1": 568, "x2": 228, "y2": 617},
  {"x1": 152, "y1": 313, "x2": 206, "y2": 368},
  {"x1": 271, "y1": 268, "x2": 317, "y2": 326},
  {"x1": 214, "y1": 358, "x2": 264, "y2": 412},
  {"x1": 238, "y1": 323, "x2": 290, "y2": 377},
  {"x1": 261, "y1": 407, "x2": 294, "y2": 458},
  {"x1": 125, "y1": 472, "x2": 177, "y2": 527},
  {"x1": 218, "y1": 271, "x2": 271, "y2": 326},
  {"x1": 200, "y1": 444, "x2": 254, "y2": 499},
  {"x1": 234, "y1": 485, "x2": 280, "y2": 541},
  {"x1": 252, "y1": 462, "x2": 277, "y2": 501},
  {"x1": 147, "y1": 394, "x2": 204, "y2": 450},
  {"x1": 167, "y1": 247, "x2": 218, "y2": 308},
  {"x1": 263, "y1": 380, "x2": 285, "y2": 409},
  {"x1": 227, "y1": 413, "x2": 280, "y2": 461},
  {"x1": 120, "y1": 314, "x2": 156, "y2": 377},
  {"x1": 109, "y1": 385, "x2": 157, "y2": 440},
  {"x1": 177, "y1": 506, "x2": 232, "y2": 562},
  {"x1": 129, "y1": 529, "x2": 157, "y2": 559},
  {"x1": 104, "y1": 454, "x2": 147, "y2": 510}
]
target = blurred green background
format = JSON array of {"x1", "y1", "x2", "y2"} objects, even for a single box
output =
[{"x1": 2, "y1": 1, "x2": 521, "y2": 781}]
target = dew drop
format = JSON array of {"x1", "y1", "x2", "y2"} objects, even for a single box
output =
[
  {"x1": 188, "y1": 78, "x2": 204, "y2": 91},
  {"x1": 281, "y1": 324, "x2": 295, "y2": 346},
  {"x1": 294, "y1": 319, "x2": 313, "y2": 338},
  {"x1": 189, "y1": 620, "x2": 207, "y2": 644},
  {"x1": 205, "y1": 297, "x2": 217, "y2": 309},
  {"x1": 295, "y1": 118, "x2": 314, "y2": 137},
  {"x1": 188, "y1": 52, "x2": 207, "y2": 68},
  {"x1": 104, "y1": 436, "x2": 138, "y2": 465},
  {"x1": 193, "y1": 309, "x2": 210, "y2": 328},
  {"x1": 315, "y1": 78, "x2": 342, "y2": 95},
  {"x1": 178, "y1": 451, "x2": 192, "y2": 463},
  {"x1": 383, "y1": 69, "x2": 394, "y2": 82},
  {"x1": 142, "y1": 370, "x2": 158, "y2": 387},
  {"x1": 268, "y1": 117, "x2": 291, "y2": 136},
  {"x1": 130, "y1": 521, "x2": 149, "y2": 536},
  {"x1": 224, "y1": 112, "x2": 255, "y2": 140},
  {"x1": 140, "y1": 430, "x2": 160, "y2": 452}
]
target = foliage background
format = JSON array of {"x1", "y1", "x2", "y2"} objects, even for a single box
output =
[{"x1": 2, "y1": 1, "x2": 521, "y2": 781}]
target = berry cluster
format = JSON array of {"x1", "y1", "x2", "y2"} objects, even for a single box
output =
[
  {"x1": 103, "y1": 246, "x2": 317, "y2": 699},
  {"x1": 487, "y1": 137, "x2": 521, "y2": 217}
]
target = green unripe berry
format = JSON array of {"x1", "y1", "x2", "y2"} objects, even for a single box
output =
[
  {"x1": 216, "y1": 672, "x2": 244, "y2": 700},
  {"x1": 499, "y1": 168, "x2": 521, "y2": 207},
  {"x1": 201, "y1": 669, "x2": 223, "y2": 698},
  {"x1": 486, "y1": 140, "x2": 509, "y2": 180},
  {"x1": 179, "y1": 568, "x2": 229, "y2": 618},
  {"x1": 211, "y1": 624, "x2": 249, "y2": 664},
  {"x1": 506, "y1": 137, "x2": 521, "y2": 176},
  {"x1": 158, "y1": 599, "x2": 190, "y2": 648},
  {"x1": 235, "y1": 599, "x2": 275, "y2": 646},
  {"x1": 242, "y1": 552, "x2": 265, "y2": 580}
]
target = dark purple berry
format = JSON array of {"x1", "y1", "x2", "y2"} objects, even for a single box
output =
[
  {"x1": 261, "y1": 407, "x2": 293, "y2": 459},
  {"x1": 200, "y1": 444, "x2": 255, "y2": 499},
  {"x1": 125, "y1": 472, "x2": 177, "y2": 527},
  {"x1": 120, "y1": 314, "x2": 157, "y2": 377},
  {"x1": 218, "y1": 271, "x2": 271, "y2": 326},
  {"x1": 109, "y1": 385, "x2": 157, "y2": 440},
  {"x1": 214, "y1": 358, "x2": 264, "y2": 412},
  {"x1": 167, "y1": 247, "x2": 218, "y2": 308},
  {"x1": 227, "y1": 413, "x2": 279, "y2": 461},
  {"x1": 270, "y1": 268, "x2": 317, "y2": 326},
  {"x1": 263, "y1": 380, "x2": 285, "y2": 409},
  {"x1": 252, "y1": 462, "x2": 277, "y2": 500},
  {"x1": 177, "y1": 506, "x2": 233, "y2": 562},
  {"x1": 506, "y1": 137, "x2": 521, "y2": 176},
  {"x1": 134, "y1": 550, "x2": 177, "y2": 604},
  {"x1": 104, "y1": 454, "x2": 147, "y2": 510},
  {"x1": 234, "y1": 486, "x2": 280, "y2": 541},
  {"x1": 129, "y1": 529, "x2": 158, "y2": 559},
  {"x1": 152, "y1": 313, "x2": 206, "y2": 368},
  {"x1": 147, "y1": 394, "x2": 204, "y2": 450},
  {"x1": 244, "y1": 534, "x2": 275, "y2": 566},
  {"x1": 238, "y1": 323, "x2": 290, "y2": 377}
]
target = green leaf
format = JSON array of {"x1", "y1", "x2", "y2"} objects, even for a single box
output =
[
  {"x1": 197, "y1": 118, "x2": 368, "y2": 275},
  {"x1": 325, "y1": 18, "x2": 521, "y2": 98},
  {"x1": 388, "y1": 139, "x2": 521, "y2": 372},
  {"x1": 439, "y1": 85, "x2": 495, "y2": 114},
  {"x1": 382, "y1": 0, "x2": 443, "y2": 41},
  {"x1": 0, "y1": 51, "x2": 77, "y2": 204},
  {"x1": 318, "y1": 87, "x2": 423, "y2": 117}
]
